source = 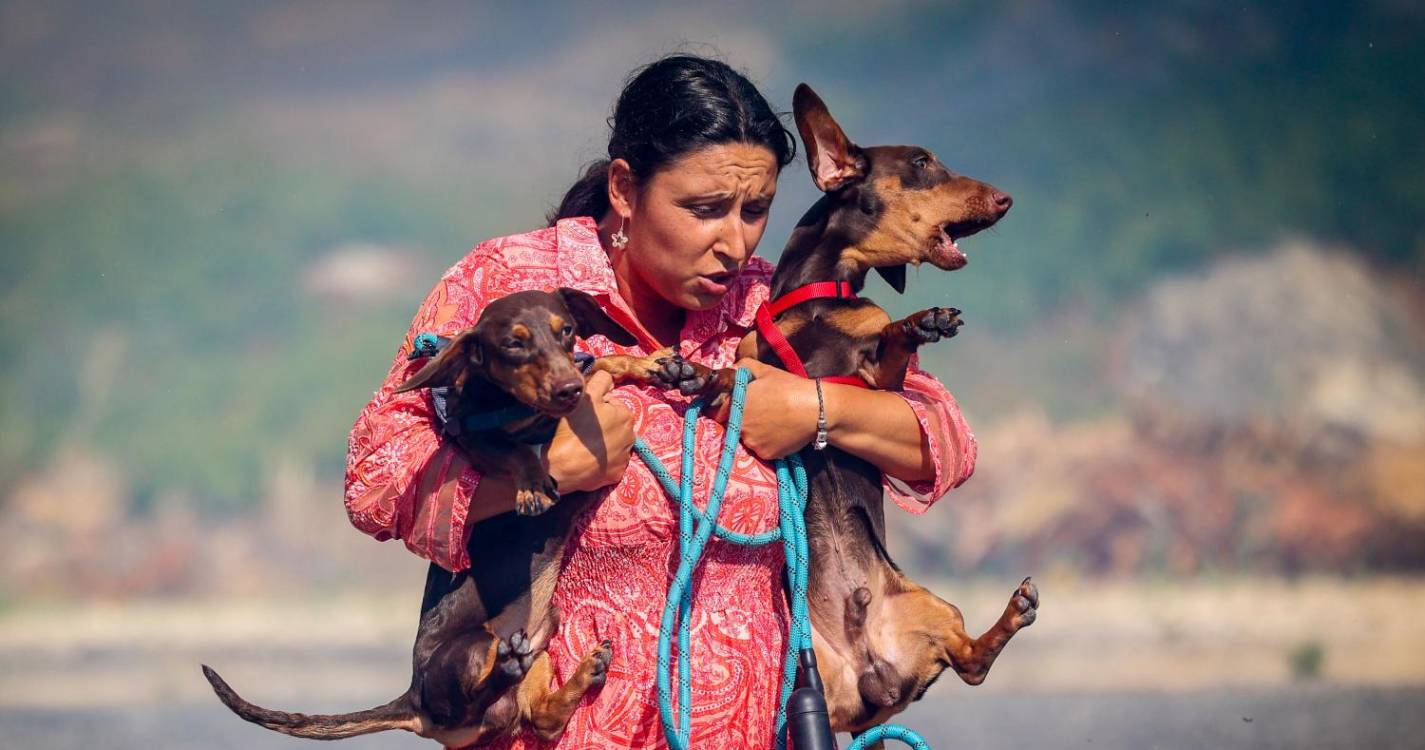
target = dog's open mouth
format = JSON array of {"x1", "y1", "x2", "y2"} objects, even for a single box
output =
[{"x1": 927, "y1": 219, "x2": 995, "y2": 271}]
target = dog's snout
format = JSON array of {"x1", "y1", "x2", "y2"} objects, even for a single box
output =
[
  {"x1": 554, "y1": 380, "x2": 584, "y2": 406},
  {"x1": 991, "y1": 190, "x2": 1013, "y2": 214}
]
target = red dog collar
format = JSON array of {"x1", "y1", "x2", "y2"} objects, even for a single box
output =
[{"x1": 754, "y1": 281, "x2": 870, "y2": 388}]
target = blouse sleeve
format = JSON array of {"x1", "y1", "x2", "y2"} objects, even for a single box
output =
[
  {"x1": 343, "y1": 247, "x2": 502, "y2": 572},
  {"x1": 881, "y1": 353, "x2": 977, "y2": 515}
]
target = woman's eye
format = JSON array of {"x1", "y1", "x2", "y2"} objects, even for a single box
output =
[
  {"x1": 690, "y1": 204, "x2": 721, "y2": 218},
  {"x1": 743, "y1": 203, "x2": 769, "y2": 218}
]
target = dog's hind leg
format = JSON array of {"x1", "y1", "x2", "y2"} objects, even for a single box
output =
[
  {"x1": 519, "y1": 641, "x2": 614, "y2": 741},
  {"x1": 951, "y1": 577, "x2": 1038, "y2": 684},
  {"x1": 417, "y1": 626, "x2": 524, "y2": 727},
  {"x1": 883, "y1": 577, "x2": 1038, "y2": 687}
]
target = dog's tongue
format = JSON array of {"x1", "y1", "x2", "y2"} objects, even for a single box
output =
[{"x1": 928, "y1": 229, "x2": 968, "y2": 270}]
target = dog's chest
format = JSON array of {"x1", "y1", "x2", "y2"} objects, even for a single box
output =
[{"x1": 779, "y1": 302, "x2": 893, "y2": 377}]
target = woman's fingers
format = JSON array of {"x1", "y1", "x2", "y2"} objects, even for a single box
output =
[
  {"x1": 733, "y1": 360, "x2": 818, "y2": 460},
  {"x1": 598, "y1": 399, "x2": 635, "y2": 447},
  {"x1": 587, "y1": 382, "x2": 634, "y2": 484},
  {"x1": 585, "y1": 369, "x2": 615, "y2": 401}
]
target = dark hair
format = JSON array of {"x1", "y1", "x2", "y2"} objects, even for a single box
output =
[{"x1": 549, "y1": 54, "x2": 797, "y2": 225}]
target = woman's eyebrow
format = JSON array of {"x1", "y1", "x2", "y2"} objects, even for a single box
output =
[
  {"x1": 681, "y1": 190, "x2": 735, "y2": 201},
  {"x1": 679, "y1": 188, "x2": 774, "y2": 203}
]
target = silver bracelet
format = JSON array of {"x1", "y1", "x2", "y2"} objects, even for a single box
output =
[{"x1": 813, "y1": 377, "x2": 829, "y2": 450}]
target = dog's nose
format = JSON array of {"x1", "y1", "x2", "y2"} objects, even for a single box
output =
[
  {"x1": 991, "y1": 190, "x2": 1013, "y2": 214},
  {"x1": 554, "y1": 380, "x2": 584, "y2": 405}
]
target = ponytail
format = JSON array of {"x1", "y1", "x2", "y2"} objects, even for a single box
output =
[{"x1": 547, "y1": 159, "x2": 611, "y2": 226}]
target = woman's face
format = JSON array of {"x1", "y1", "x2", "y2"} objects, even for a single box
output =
[{"x1": 615, "y1": 142, "x2": 780, "y2": 312}]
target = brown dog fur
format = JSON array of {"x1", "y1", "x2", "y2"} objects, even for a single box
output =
[
  {"x1": 203, "y1": 289, "x2": 703, "y2": 746},
  {"x1": 682, "y1": 84, "x2": 1039, "y2": 739}
]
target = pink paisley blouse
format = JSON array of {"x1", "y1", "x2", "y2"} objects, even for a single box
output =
[{"x1": 344, "y1": 216, "x2": 976, "y2": 749}]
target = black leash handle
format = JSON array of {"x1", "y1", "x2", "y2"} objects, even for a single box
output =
[{"x1": 788, "y1": 648, "x2": 838, "y2": 749}]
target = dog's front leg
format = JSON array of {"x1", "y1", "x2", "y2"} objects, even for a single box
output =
[
  {"x1": 864, "y1": 307, "x2": 963, "y2": 390},
  {"x1": 510, "y1": 446, "x2": 559, "y2": 516},
  {"x1": 462, "y1": 434, "x2": 559, "y2": 516},
  {"x1": 588, "y1": 351, "x2": 736, "y2": 404}
]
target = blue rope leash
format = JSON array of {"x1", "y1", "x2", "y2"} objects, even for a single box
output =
[
  {"x1": 409, "y1": 330, "x2": 933, "y2": 746},
  {"x1": 634, "y1": 367, "x2": 930, "y2": 750}
]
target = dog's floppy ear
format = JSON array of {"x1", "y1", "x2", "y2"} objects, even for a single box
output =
[
  {"x1": 793, "y1": 83, "x2": 865, "y2": 193},
  {"x1": 557, "y1": 288, "x2": 638, "y2": 346},
  {"x1": 395, "y1": 329, "x2": 481, "y2": 393},
  {"x1": 875, "y1": 264, "x2": 907, "y2": 294}
]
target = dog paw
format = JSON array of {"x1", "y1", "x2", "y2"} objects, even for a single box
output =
[
  {"x1": 906, "y1": 307, "x2": 963, "y2": 344},
  {"x1": 495, "y1": 636, "x2": 526, "y2": 680},
  {"x1": 1005, "y1": 576, "x2": 1039, "y2": 630},
  {"x1": 584, "y1": 640, "x2": 614, "y2": 687},
  {"x1": 514, "y1": 484, "x2": 559, "y2": 516},
  {"x1": 509, "y1": 628, "x2": 539, "y2": 672},
  {"x1": 651, "y1": 354, "x2": 713, "y2": 396}
]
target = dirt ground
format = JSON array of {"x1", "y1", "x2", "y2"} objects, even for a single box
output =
[{"x1": 2, "y1": 576, "x2": 1423, "y2": 748}]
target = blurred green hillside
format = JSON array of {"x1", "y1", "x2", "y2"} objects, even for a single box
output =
[{"x1": 1, "y1": 0, "x2": 1422, "y2": 532}]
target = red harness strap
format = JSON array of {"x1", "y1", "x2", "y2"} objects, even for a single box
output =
[{"x1": 754, "y1": 280, "x2": 871, "y2": 389}]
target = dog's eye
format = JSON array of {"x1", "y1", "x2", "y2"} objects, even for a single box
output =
[
  {"x1": 503, "y1": 338, "x2": 524, "y2": 350},
  {"x1": 561, "y1": 325, "x2": 574, "y2": 338},
  {"x1": 912, "y1": 155, "x2": 930, "y2": 169}
]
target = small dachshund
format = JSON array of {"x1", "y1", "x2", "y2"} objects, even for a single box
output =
[
  {"x1": 203, "y1": 288, "x2": 701, "y2": 746},
  {"x1": 682, "y1": 84, "x2": 1040, "y2": 739}
]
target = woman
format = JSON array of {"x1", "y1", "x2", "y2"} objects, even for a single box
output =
[{"x1": 345, "y1": 55, "x2": 976, "y2": 749}]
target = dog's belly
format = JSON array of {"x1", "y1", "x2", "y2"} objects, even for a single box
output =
[{"x1": 799, "y1": 445, "x2": 927, "y2": 731}]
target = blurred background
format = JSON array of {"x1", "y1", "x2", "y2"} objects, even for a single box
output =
[{"x1": 2, "y1": 1, "x2": 1423, "y2": 748}]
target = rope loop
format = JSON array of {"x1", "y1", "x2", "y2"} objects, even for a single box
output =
[{"x1": 634, "y1": 367, "x2": 929, "y2": 750}]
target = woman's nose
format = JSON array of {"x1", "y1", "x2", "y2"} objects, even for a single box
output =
[{"x1": 716, "y1": 218, "x2": 749, "y2": 264}]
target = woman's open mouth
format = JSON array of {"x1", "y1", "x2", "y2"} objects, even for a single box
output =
[{"x1": 694, "y1": 272, "x2": 734, "y2": 296}]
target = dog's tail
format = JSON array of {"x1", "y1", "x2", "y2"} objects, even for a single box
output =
[{"x1": 202, "y1": 664, "x2": 422, "y2": 739}]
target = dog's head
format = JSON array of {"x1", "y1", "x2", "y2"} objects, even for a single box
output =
[
  {"x1": 792, "y1": 83, "x2": 1012, "y2": 292},
  {"x1": 395, "y1": 288, "x2": 636, "y2": 417}
]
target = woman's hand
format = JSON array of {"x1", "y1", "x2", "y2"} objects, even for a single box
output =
[
  {"x1": 732, "y1": 358, "x2": 820, "y2": 460},
  {"x1": 730, "y1": 358, "x2": 937, "y2": 482},
  {"x1": 545, "y1": 371, "x2": 635, "y2": 493}
]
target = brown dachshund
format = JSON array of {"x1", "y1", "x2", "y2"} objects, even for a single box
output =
[
  {"x1": 684, "y1": 84, "x2": 1040, "y2": 740},
  {"x1": 203, "y1": 288, "x2": 703, "y2": 746}
]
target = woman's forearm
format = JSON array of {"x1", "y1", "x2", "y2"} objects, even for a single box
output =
[
  {"x1": 823, "y1": 383, "x2": 936, "y2": 482},
  {"x1": 467, "y1": 470, "x2": 520, "y2": 525}
]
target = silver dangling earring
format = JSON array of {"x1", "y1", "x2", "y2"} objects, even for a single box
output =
[{"x1": 610, "y1": 216, "x2": 629, "y2": 249}]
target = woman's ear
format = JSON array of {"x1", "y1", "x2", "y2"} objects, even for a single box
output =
[{"x1": 607, "y1": 158, "x2": 636, "y2": 220}]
